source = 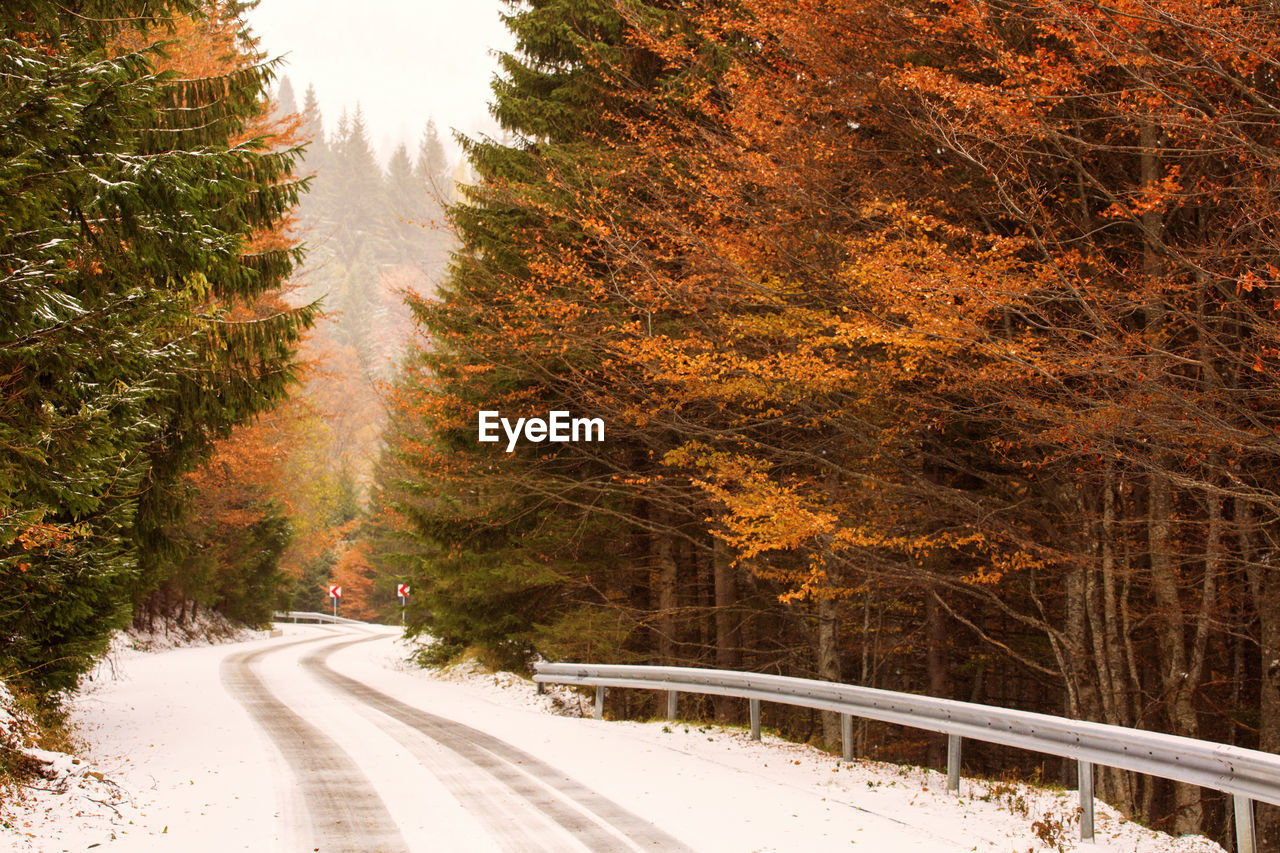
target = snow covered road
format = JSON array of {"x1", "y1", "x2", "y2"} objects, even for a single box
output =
[
  {"x1": 298, "y1": 638, "x2": 692, "y2": 851},
  {"x1": 221, "y1": 635, "x2": 411, "y2": 852},
  {"x1": 23, "y1": 623, "x2": 1225, "y2": 852}
]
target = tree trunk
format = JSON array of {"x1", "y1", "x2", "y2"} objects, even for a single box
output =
[
  {"x1": 816, "y1": 593, "x2": 841, "y2": 749},
  {"x1": 1138, "y1": 119, "x2": 1203, "y2": 830},
  {"x1": 713, "y1": 536, "x2": 741, "y2": 721},
  {"x1": 1259, "y1": 549, "x2": 1280, "y2": 849},
  {"x1": 650, "y1": 508, "x2": 680, "y2": 718},
  {"x1": 653, "y1": 510, "x2": 678, "y2": 667},
  {"x1": 1097, "y1": 467, "x2": 1137, "y2": 811},
  {"x1": 926, "y1": 590, "x2": 948, "y2": 769},
  {"x1": 1148, "y1": 470, "x2": 1203, "y2": 834}
]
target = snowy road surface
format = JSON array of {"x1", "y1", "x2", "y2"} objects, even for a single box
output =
[
  {"x1": 221, "y1": 632, "x2": 690, "y2": 851},
  {"x1": 49, "y1": 624, "x2": 1224, "y2": 852}
]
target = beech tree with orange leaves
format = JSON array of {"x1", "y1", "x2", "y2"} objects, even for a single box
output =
[
  {"x1": 873, "y1": 0, "x2": 1280, "y2": 834},
  {"x1": 615, "y1": 0, "x2": 1280, "y2": 837},
  {"x1": 577, "y1": 0, "x2": 1280, "y2": 837},
  {"x1": 380, "y1": 0, "x2": 1279, "y2": 843}
]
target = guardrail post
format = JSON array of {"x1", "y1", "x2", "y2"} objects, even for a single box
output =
[
  {"x1": 533, "y1": 661, "x2": 1280, "y2": 826},
  {"x1": 946, "y1": 734, "x2": 962, "y2": 793},
  {"x1": 667, "y1": 690, "x2": 678, "y2": 720},
  {"x1": 1235, "y1": 795, "x2": 1256, "y2": 853},
  {"x1": 1077, "y1": 760, "x2": 1094, "y2": 842},
  {"x1": 841, "y1": 713, "x2": 853, "y2": 761},
  {"x1": 536, "y1": 681, "x2": 545, "y2": 696}
]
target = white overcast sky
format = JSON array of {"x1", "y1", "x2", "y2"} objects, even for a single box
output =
[{"x1": 246, "y1": 0, "x2": 516, "y2": 164}]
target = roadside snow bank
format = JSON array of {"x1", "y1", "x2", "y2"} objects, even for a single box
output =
[
  {"x1": 389, "y1": 648, "x2": 589, "y2": 718},
  {"x1": 395, "y1": 643, "x2": 1225, "y2": 853},
  {"x1": 1, "y1": 611, "x2": 263, "y2": 850},
  {"x1": 121, "y1": 607, "x2": 266, "y2": 652},
  {"x1": 0, "y1": 678, "x2": 138, "y2": 850}
]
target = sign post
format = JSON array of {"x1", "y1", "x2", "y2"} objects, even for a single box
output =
[
  {"x1": 328, "y1": 584, "x2": 342, "y2": 618},
  {"x1": 396, "y1": 584, "x2": 410, "y2": 627}
]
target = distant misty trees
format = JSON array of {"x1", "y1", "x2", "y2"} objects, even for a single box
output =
[
  {"x1": 286, "y1": 77, "x2": 454, "y2": 388},
  {"x1": 270, "y1": 78, "x2": 458, "y2": 619}
]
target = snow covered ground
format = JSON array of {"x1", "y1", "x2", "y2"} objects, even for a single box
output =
[
  {"x1": 385, "y1": 644, "x2": 1225, "y2": 853},
  {"x1": 0, "y1": 624, "x2": 1228, "y2": 852},
  {"x1": 116, "y1": 608, "x2": 268, "y2": 653}
]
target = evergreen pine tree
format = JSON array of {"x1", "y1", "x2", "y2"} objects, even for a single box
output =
[
  {"x1": 385, "y1": 0, "x2": 684, "y2": 667},
  {"x1": 127, "y1": 3, "x2": 317, "y2": 626},
  {"x1": 414, "y1": 119, "x2": 450, "y2": 201},
  {"x1": 276, "y1": 75, "x2": 298, "y2": 116},
  {"x1": 385, "y1": 142, "x2": 422, "y2": 264},
  {"x1": 0, "y1": 0, "x2": 313, "y2": 693},
  {"x1": 294, "y1": 83, "x2": 329, "y2": 258},
  {"x1": 328, "y1": 105, "x2": 388, "y2": 265}
]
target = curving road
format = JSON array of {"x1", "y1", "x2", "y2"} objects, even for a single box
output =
[
  {"x1": 71, "y1": 624, "x2": 998, "y2": 852},
  {"x1": 221, "y1": 636, "x2": 411, "y2": 852},
  {"x1": 220, "y1": 628, "x2": 691, "y2": 852}
]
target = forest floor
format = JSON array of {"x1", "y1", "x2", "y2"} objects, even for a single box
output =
[{"x1": 0, "y1": 623, "x2": 1230, "y2": 852}]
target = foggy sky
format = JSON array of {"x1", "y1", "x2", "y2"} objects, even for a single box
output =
[{"x1": 246, "y1": 0, "x2": 516, "y2": 163}]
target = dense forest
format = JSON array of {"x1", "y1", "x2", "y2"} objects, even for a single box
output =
[
  {"x1": 0, "y1": 0, "x2": 314, "y2": 693},
  {"x1": 0, "y1": 0, "x2": 447, "y2": 691},
  {"x1": 3, "y1": 0, "x2": 1279, "y2": 848},
  {"x1": 366, "y1": 0, "x2": 1280, "y2": 846},
  {"x1": 258, "y1": 80, "x2": 455, "y2": 620}
]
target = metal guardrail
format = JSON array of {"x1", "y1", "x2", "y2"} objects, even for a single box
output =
[
  {"x1": 272, "y1": 610, "x2": 369, "y2": 626},
  {"x1": 534, "y1": 662, "x2": 1280, "y2": 852}
]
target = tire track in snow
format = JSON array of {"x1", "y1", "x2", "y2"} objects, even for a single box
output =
[
  {"x1": 304, "y1": 640, "x2": 695, "y2": 852},
  {"x1": 222, "y1": 636, "x2": 410, "y2": 853}
]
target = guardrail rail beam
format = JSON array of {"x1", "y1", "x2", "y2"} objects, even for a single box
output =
[{"x1": 533, "y1": 659, "x2": 1280, "y2": 846}]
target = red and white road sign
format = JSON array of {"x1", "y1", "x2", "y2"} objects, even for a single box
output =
[
  {"x1": 397, "y1": 584, "x2": 410, "y2": 598},
  {"x1": 328, "y1": 585, "x2": 342, "y2": 598}
]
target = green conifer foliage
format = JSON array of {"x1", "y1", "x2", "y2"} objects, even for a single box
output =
[
  {"x1": 414, "y1": 120, "x2": 450, "y2": 199},
  {"x1": 386, "y1": 143, "x2": 422, "y2": 265},
  {"x1": 0, "y1": 0, "x2": 312, "y2": 695},
  {"x1": 326, "y1": 107, "x2": 388, "y2": 265},
  {"x1": 380, "y1": 0, "x2": 682, "y2": 666}
]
